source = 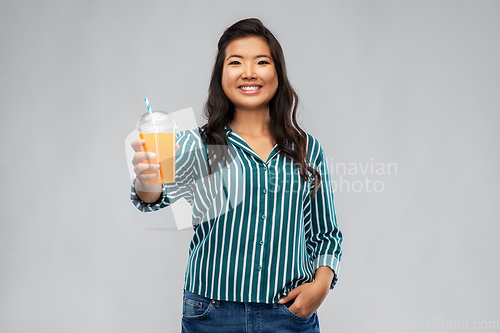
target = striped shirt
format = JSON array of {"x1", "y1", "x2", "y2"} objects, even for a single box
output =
[{"x1": 130, "y1": 125, "x2": 343, "y2": 304}]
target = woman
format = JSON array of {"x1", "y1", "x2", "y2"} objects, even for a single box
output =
[{"x1": 130, "y1": 18, "x2": 342, "y2": 333}]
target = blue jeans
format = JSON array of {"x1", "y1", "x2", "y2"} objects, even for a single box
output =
[{"x1": 181, "y1": 290, "x2": 320, "y2": 333}]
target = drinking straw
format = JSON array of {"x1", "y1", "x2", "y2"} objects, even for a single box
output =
[
  {"x1": 144, "y1": 97, "x2": 157, "y2": 127},
  {"x1": 143, "y1": 98, "x2": 160, "y2": 176}
]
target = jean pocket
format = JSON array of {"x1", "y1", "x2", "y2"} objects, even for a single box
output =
[
  {"x1": 182, "y1": 290, "x2": 214, "y2": 320},
  {"x1": 279, "y1": 303, "x2": 315, "y2": 321}
]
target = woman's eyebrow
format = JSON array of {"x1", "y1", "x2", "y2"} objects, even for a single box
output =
[{"x1": 226, "y1": 54, "x2": 272, "y2": 61}]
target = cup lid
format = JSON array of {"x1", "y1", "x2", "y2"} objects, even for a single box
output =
[{"x1": 136, "y1": 110, "x2": 177, "y2": 129}]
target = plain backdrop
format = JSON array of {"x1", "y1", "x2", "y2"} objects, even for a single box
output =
[{"x1": 1, "y1": 1, "x2": 499, "y2": 332}]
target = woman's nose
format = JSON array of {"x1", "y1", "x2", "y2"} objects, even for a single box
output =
[{"x1": 241, "y1": 64, "x2": 256, "y2": 79}]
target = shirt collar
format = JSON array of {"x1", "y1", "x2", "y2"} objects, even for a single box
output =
[{"x1": 223, "y1": 124, "x2": 282, "y2": 163}]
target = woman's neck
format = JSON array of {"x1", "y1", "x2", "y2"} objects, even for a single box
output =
[{"x1": 230, "y1": 107, "x2": 271, "y2": 136}]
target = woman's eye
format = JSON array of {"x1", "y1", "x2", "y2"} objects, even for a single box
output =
[{"x1": 228, "y1": 60, "x2": 269, "y2": 65}]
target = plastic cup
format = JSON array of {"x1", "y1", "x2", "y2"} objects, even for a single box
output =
[{"x1": 136, "y1": 110, "x2": 177, "y2": 184}]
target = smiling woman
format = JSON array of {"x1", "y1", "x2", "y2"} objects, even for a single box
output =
[
  {"x1": 221, "y1": 36, "x2": 279, "y2": 161},
  {"x1": 129, "y1": 17, "x2": 343, "y2": 333},
  {"x1": 201, "y1": 19, "x2": 323, "y2": 192},
  {"x1": 222, "y1": 36, "x2": 278, "y2": 113}
]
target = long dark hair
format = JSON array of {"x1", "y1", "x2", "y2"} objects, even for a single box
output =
[{"x1": 200, "y1": 18, "x2": 321, "y2": 196}]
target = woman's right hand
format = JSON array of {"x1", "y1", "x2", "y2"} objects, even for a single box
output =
[
  {"x1": 131, "y1": 139, "x2": 160, "y2": 185},
  {"x1": 130, "y1": 138, "x2": 180, "y2": 202}
]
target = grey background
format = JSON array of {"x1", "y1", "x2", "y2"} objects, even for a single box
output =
[{"x1": 1, "y1": 0, "x2": 499, "y2": 332}]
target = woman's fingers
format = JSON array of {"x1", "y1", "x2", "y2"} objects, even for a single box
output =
[
  {"x1": 136, "y1": 172, "x2": 157, "y2": 183},
  {"x1": 134, "y1": 161, "x2": 160, "y2": 177},
  {"x1": 131, "y1": 138, "x2": 146, "y2": 152},
  {"x1": 131, "y1": 138, "x2": 179, "y2": 179},
  {"x1": 132, "y1": 151, "x2": 157, "y2": 166}
]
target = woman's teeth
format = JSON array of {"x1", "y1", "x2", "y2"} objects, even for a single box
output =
[{"x1": 240, "y1": 86, "x2": 261, "y2": 91}]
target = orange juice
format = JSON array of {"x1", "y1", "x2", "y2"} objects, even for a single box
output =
[{"x1": 139, "y1": 132, "x2": 176, "y2": 184}]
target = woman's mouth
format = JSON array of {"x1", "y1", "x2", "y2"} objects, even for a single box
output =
[{"x1": 238, "y1": 86, "x2": 262, "y2": 94}]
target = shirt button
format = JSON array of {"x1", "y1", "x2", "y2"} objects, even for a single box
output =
[
  {"x1": 263, "y1": 188, "x2": 268, "y2": 194},
  {"x1": 261, "y1": 215, "x2": 266, "y2": 220},
  {"x1": 262, "y1": 165, "x2": 268, "y2": 171},
  {"x1": 257, "y1": 265, "x2": 262, "y2": 271},
  {"x1": 259, "y1": 240, "x2": 264, "y2": 245}
]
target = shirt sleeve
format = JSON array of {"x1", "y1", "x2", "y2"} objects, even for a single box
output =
[
  {"x1": 305, "y1": 135, "x2": 343, "y2": 289},
  {"x1": 130, "y1": 129, "x2": 198, "y2": 212}
]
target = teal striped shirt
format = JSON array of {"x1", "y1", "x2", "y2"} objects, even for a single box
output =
[{"x1": 131, "y1": 126, "x2": 342, "y2": 304}]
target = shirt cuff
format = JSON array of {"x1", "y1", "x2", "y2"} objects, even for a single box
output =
[
  {"x1": 313, "y1": 254, "x2": 341, "y2": 289},
  {"x1": 130, "y1": 181, "x2": 170, "y2": 212}
]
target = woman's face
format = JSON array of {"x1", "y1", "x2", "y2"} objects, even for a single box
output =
[{"x1": 221, "y1": 36, "x2": 279, "y2": 113}]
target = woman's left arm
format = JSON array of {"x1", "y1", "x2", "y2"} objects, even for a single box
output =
[
  {"x1": 278, "y1": 136, "x2": 342, "y2": 317},
  {"x1": 305, "y1": 138, "x2": 343, "y2": 288}
]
